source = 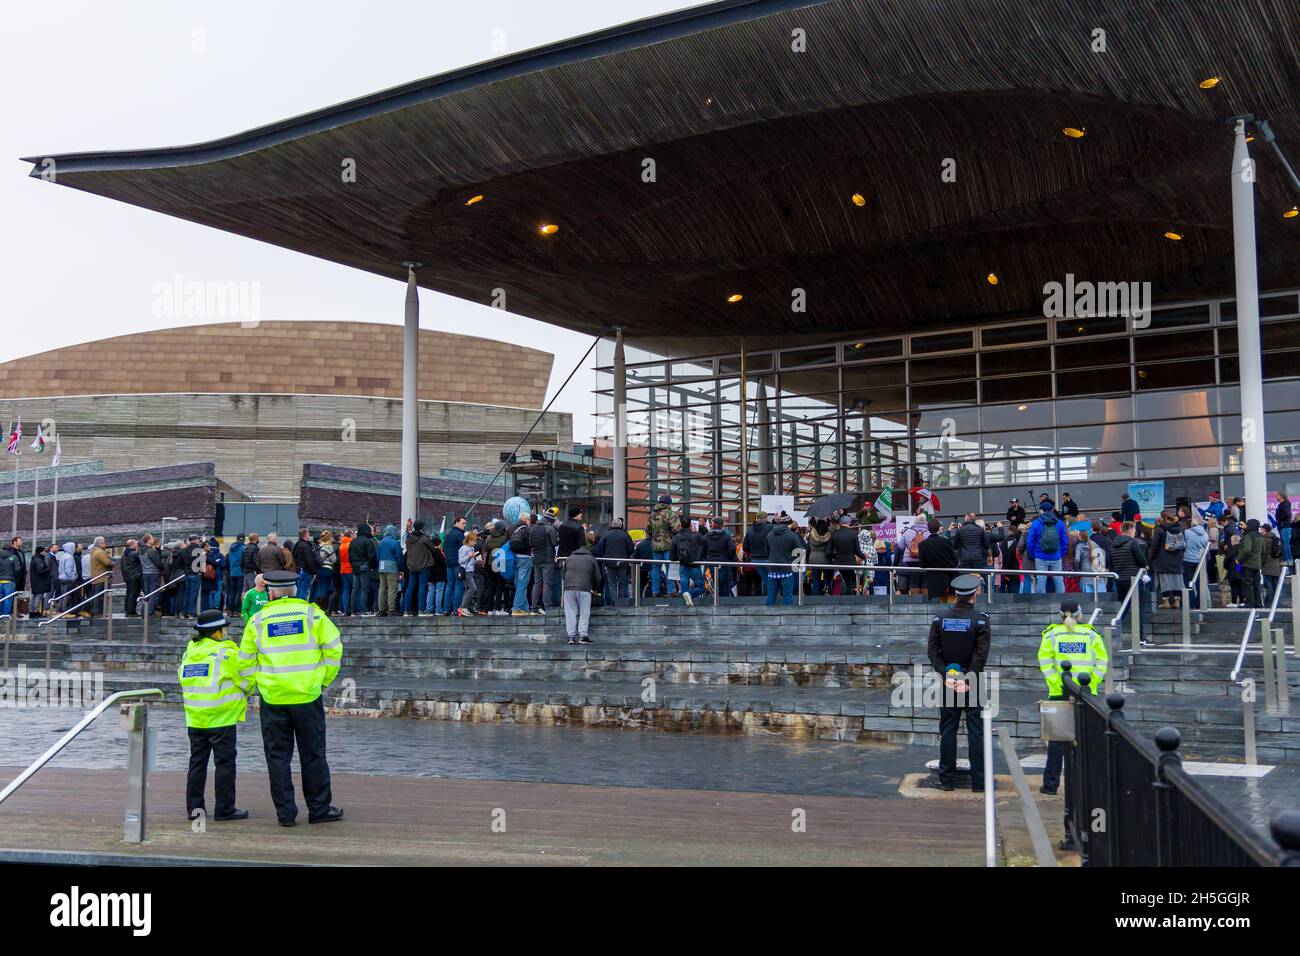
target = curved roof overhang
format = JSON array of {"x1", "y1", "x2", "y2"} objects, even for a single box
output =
[{"x1": 22, "y1": 0, "x2": 1300, "y2": 348}]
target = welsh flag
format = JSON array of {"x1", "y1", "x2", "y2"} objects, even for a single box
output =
[
  {"x1": 5, "y1": 421, "x2": 19, "y2": 455},
  {"x1": 910, "y1": 487, "x2": 941, "y2": 516},
  {"x1": 29, "y1": 429, "x2": 46, "y2": 454}
]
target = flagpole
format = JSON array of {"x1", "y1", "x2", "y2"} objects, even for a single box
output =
[
  {"x1": 51, "y1": 464, "x2": 59, "y2": 547},
  {"x1": 10, "y1": 450, "x2": 18, "y2": 541},
  {"x1": 32, "y1": 469, "x2": 39, "y2": 549}
]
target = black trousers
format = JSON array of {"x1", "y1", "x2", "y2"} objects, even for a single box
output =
[
  {"x1": 186, "y1": 724, "x2": 238, "y2": 818},
  {"x1": 938, "y1": 705, "x2": 985, "y2": 790},
  {"x1": 259, "y1": 696, "x2": 333, "y2": 823},
  {"x1": 124, "y1": 576, "x2": 142, "y2": 616}
]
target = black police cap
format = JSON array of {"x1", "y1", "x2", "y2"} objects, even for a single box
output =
[{"x1": 194, "y1": 609, "x2": 228, "y2": 633}]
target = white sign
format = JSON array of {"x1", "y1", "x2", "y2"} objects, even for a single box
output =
[{"x1": 761, "y1": 494, "x2": 795, "y2": 518}]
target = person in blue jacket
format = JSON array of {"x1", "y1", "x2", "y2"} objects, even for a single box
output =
[{"x1": 1026, "y1": 503, "x2": 1068, "y2": 594}]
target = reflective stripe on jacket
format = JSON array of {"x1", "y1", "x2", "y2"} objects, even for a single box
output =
[
  {"x1": 1037, "y1": 622, "x2": 1109, "y2": 697},
  {"x1": 178, "y1": 637, "x2": 248, "y2": 728},
  {"x1": 238, "y1": 597, "x2": 343, "y2": 705}
]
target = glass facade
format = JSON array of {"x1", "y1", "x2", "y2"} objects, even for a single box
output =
[{"x1": 593, "y1": 290, "x2": 1300, "y2": 531}]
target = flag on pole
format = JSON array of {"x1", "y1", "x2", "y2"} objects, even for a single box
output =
[
  {"x1": 52, "y1": 436, "x2": 61, "y2": 467},
  {"x1": 29, "y1": 429, "x2": 46, "y2": 454},
  {"x1": 874, "y1": 486, "x2": 893, "y2": 515},
  {"x1": 5, "y1": 420, "x2": 20, "y2": 455}
]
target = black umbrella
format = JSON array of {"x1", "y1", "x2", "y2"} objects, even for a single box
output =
[{"x1": 804, "y1": 493, "x2": 870, "y2": 519}]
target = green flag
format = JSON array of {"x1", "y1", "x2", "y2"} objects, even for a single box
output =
[{"x1": 875, "y1": 487, "x2": 893, "y2": 514}]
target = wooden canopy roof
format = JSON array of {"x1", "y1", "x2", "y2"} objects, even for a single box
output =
[{"x1": 24, "y1": 0, "x2": 1300, "y2": 345}]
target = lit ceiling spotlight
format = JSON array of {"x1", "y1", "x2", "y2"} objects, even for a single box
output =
[
  {"x1": 1017, "y1": 404, "x2": 1028, "y2": 412},
  {"x1": 727, "y1": 293, "x2": 744, "y2": 303},
  {"x1": 1285, "y1": 207, "x2": 1299, "y2": 219},
  {"x1": 704, "y1": 97, "x2": 714, "y2": 106},
  {"x1": 986, "y1": 273, "x2": 999, "y2": 285},
  {"x1": 1062, "y1": 127, "x2": 1087, "y2": 139},
  {"x1": 1164, "y1": 230, "x2": 1183, "y2": 241},
  {"x1": 465, "y1": 194, "x2": 484, "y2": 206},
  {"x1": 851, "y1": 193, "x2": 867, "y2": 206},
  {"x1": 1246, "y1": 135, "x2": 1256, "y2": 143},
  {"x1": 853, "y1": 342, "x2": 866, "y2": 350},
  {"x1": 539, "y1": 223, "x2": 559, "y2": 235},
  {"x1": 1198, "y1": 76, "x2": 1221, "y2": 89},
  {"x1": 1076, "y1": 325, "x2": 1086, "y2": 334},
  {"x1": 1138, "y1": 369, "x2": 1149, "y2": 379}
]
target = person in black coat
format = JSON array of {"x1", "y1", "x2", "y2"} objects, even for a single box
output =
[
  {"x1": 557, "y1": 508, "x2": 586, "y2": 559},
  {"x1": 28, "y1": 546, "x2": 53, "y2": 617},
  {"x1": 918, "y1": 519, "x2": 960, "y2": 601},
  {"x1": 594, "y1": 518, "x2": 635, "y2": 603},
  {"x1": 701, "y1": 518, "x2": 737, "y2": 598},
  {"x1": 122, "y1": 540, "x2": 143, "y2": 617},
  {"x1": 1006, "y1": 499, "x2": 1026, "y2": 525},
  {"x1": 828, "y1": 516, "x2": 865, "y2": 594}
]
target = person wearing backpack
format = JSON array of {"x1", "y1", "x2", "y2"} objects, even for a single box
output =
[
  {"x1": 1150, "y1": 511, "x2": 1187, "y2": 609},
  {"x1": 507, "y1": 513, "x2": 536, "y2": 616},
  {"x1": 670, "y1": 522, "x2": 707, "y2": 607},
  {"x1": 1026, "y1": 502, "x2": 1067, "y2": 593},
  {"x1": 313, "y1": 531, "x2": 337, "y2": 609},
  {"x1": 1074, "y1": 531, "x2": 1108, "y2": 594}
]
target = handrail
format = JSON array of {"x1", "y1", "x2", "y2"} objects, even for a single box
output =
[
  {"x1": 583, "y1": 554, "x2": 1118, "y2": 579},
  {"x1": 38, "y1": 586, "x2": 124, "y2": 626},
  {"x1": 1230, "y1": 608, "x2": 1260, "y2": 683},
  {"x1": 49, "y1": 570, "x2": 114, "y2": 606},
  {"x1": 1230, "y1": 566, "x2": 1293, "y2": 683},
  {"x1": 138, "y1": 575, "x2": 184, "y2": 603},
  {"x1": 1109, "y1": 570, "x2": 1148, "y2": 628},
  {"x1": 0, "y1": 689, "x2": 164, "y2": 807}
]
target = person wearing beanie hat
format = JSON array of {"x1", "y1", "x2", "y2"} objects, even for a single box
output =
[
  {"x1": 178, "y1": 608, "x2": 250, "y2": 822},
  {"x1": 926, "y1": 572, "x2": 991, "y2": 791},
  {"x1": 1237, "y1": 518, "x2": 1265, "y2": 608},
  {"x1": 1037, "y1": 600, "x2": 1108, "y2": 798}
]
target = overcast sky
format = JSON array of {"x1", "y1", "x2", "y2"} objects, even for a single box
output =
[{"x1": 2, "y1": 0, "x2": 697, "y2": 442}]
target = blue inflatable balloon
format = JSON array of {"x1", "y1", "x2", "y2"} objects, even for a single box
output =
[{"x1": 503, "y1": 496, "x2": 531, "y2": 525}]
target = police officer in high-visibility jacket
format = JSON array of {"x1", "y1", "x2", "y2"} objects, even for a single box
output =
[
  {"x1": 240, "y1": 569, "x2": 344, "y2": 826},
  {"x1": 179, "y1": 609, "x2": 250, "y2": 822},
  {"x1": 1038, "y1": 600, "x2": 1109, "y2": 795}
]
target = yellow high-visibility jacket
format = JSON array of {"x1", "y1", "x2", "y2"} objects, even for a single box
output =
[
  {"x1": 1038, "y1": 621, "x2": 1108, "y2": 697},
  {"x1": 238, "y1": 598, "x2": 342, "y2": 705},
  {"x1": 178, "y1": 636, "x2": 249, "y2": 728}
]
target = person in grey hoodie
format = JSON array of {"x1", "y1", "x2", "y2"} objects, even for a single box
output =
[
  {"x1": 561, "y1": 545, "x2": 601, "y2": 644},
  {"x1": 55, "y1": 542, "x2": 78, "y2": 606}
]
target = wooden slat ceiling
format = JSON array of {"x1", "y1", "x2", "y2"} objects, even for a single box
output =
[{"x1": 24, "y1": 0, "x2": 1300, "y2": 345}]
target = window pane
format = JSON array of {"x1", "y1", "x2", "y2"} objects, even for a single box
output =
[
  {"x1": 1136, "y1": 387, "x2": 1218, "y2": 419},
  {"x1": 982, "y1": 346, "x2": 1050, "y2": 377},
  {"x1": 981, "y1": 322, "x2": 1048, "y2": 347},
  {"x1": 1221, "y1": 294, "x2": 1300, "y2": 321},
  {"x1": 1057, "y1": 315, "x2": 1128, "y2": 338},
  {"x1": 982, "y1": 374, "x2": 1053, "y2": 404},
  {"x1": 911, "y1": 380, "x2": 976, "y2": 406},
  {"x1": 1136, "y1": 360, "x2": 1215, "y2": 389},
  {"x1": 912, "y1": 329, "x2": 974, "y2": 354},
  {"x1": 1134, "y1": 330, "x2": 1216, "y2": 362},
  {"x1": 1263, "y1": 320, "x2": 1300, "y2": 352},
  {"x1": 1056, "y1": 395, "x2": 1133, "y2": 427},
  {"x1": 843, "y1": 338, "x2": 903, "y2": 361},
  {"x1": 911, "y1": 353, "x2": 977, "y2": 382},
  {"x1": 1057, "y1": 370, "x2": 1130, "y2": 397},
  {"x1": 983, "y1": 401, "x2": 1052, "y2": 430},
  {"x1": 1146, "y1": 302, "x2": 1211, "y2": 328},
  {"x1": 1056, "y1": 338, "x2": 1129, "y2": 369}
]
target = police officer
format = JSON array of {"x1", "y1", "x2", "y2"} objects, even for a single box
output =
[
  {"x1": 926, "y1": 573, "x2": 991, "y2": 791},
  {"x1": 239, "y1": 569, "x2": 344, "y2": 826},
  {"x1": 179, "y1": 609, "x2": 250, "y2": 822},
  {"x1": 1038, "y1": 600, "x2": 1109, "y2": 795}
]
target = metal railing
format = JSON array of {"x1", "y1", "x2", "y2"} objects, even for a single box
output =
[
  {"x1": 584, "y1": 555, "x2": 1117, "y2": 608},
  {"x1": 49, "y1": 570, "x2": 114, "y2": 608},
  {"x1": 1060, "y1": 664, "x2": 1300, "y2": 866},
  {"x1": 1, "y1": 591, "x2": 32, "y2": 668},
  {"x1": 35, "y1": 585, "x2": 124, "y2": 668},
  {"x1": 137, "y1": 576, "x2": 186, "y2": 645},
  {"x1": 0, "y1": 689, "x2": 164, "y2": 844}
]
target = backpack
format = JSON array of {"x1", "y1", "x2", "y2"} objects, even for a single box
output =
[
  {"x1": 1268, "y1": 535, "x2": 1282, "y2": 560},
  {"x1": 1037, "y1": 518, "x2": 1060, "y2": 555},
  {"x1": 510, "y1": 524, "x2": 531, "y2": 554},
  {"x1": 907, "y1": 532, "x2": 922, "y2": 560},
  {"x1": 674, "y1": 536, "x2": 697, "y2": 566},
  {"x1": 1162, "y1": 529, "x2": 1186, "y2": 552},
  {"x1": 492, "y1": 545, "x2": 515, "y2": 578}
]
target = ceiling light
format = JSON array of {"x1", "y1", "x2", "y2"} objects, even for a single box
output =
[
  {"x1": 853, "y1": 342, "x2": 865, "y2": 350},
  {"x1": 1246, "y1": 135, "x2": 1256, "y2": 143},
  {"x1": 986, "y1": 273, "x2": 999, "y2": 285},
  {"x1": 1062, "y1": 127, "x2": 1086, "y2": 139},
  {"x1": 1285, "y1": 207, "x2": 1299, "y2": 219},
  {"x1": 1017, "y1": 404, "x2": 1028, "y2": 412},
  {"x1": 1138, "y1": 370, "x2": 1148, "y2": 378},
  {"x1": 1198, "y1": 76, "x2": 1221, "y2": 89},
  {"x1": 850, "y1": 193, "x2": 866, "y2": 207},
  {"x1": 539, "y1": 223, "x2": 559, "y2": 235},
  {"x1": 1164, "y1": 231, "x2": 1183, "y2": 241},
  {"x1": 727, "y1": 294, "x2": 744, "y2": 303},
  {"x1": 465, "y1": 194, "x2": 484, "y2": 206},
  {"x1": 1076, "y1": 325, "x2": 1086, "y2": 334}
]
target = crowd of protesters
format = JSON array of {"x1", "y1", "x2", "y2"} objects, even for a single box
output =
[{"x1": 0, "y1": 488, "x2": 1293, "y2": 631}]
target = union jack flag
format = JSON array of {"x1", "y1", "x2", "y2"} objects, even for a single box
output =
[{"x1": 5, "y1": 421, "x2": 20, "y2": 455}]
